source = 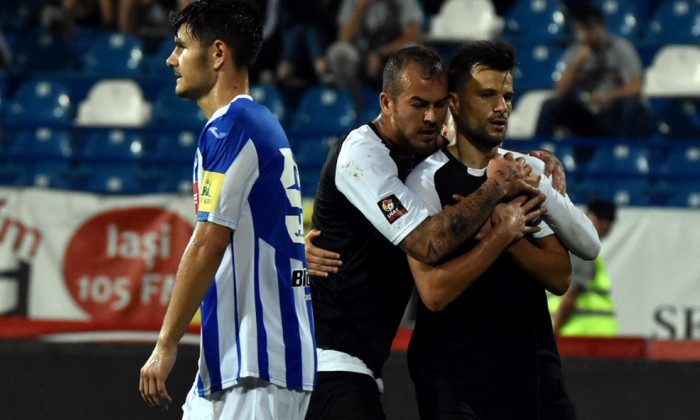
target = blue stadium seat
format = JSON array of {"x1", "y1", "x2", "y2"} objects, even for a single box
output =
[
  {"x1": 504, "y1": 0, "x2": 568, "y2": 43},
  {"x1": 4, "y1": 79, "x2": 73, "y2": 127},
  {"x1": 292, "y1": 135, "x2": 336, "y2": 169},
  {"x1": 12, "y1": 27, "x2": 76, "y2": 75},
  {"x1": 290, "y1": 86, "x2": 357, "y2": 136},
  {"x1": 86, "y1": 162, "x2": 145, "y2": 194},
  {"x1": 663, "y1": 180, "x2": 700, "y2": 207},
  {"x1": 585, "y1": 144, "x2": 651, "y2": 175},
  {"x1": 81, "y1": 32, "x2": 145, "y2": 77},
  {"x1": 141, "y1": 37, "x2": 174, "y2": 77},
  {"x1": 566, "y1": 175, "x2": 614, "y2": 204},
  {"x1": 652, "y1": 98, "x2": 700, "y2": 139},
  {"x1": 250, "y1": 84, "x2": 286, "y2": 124},
  {"x1": 0, "y1": 0, "x2": 46, "y2": 32},
  {"x1": 611, "y1": 177, "x2": 651, "y2": 206},
  {"x1": 31, "y1": 161, "x2": 93, "y2": 190},
  {"x1": 150, "y1": 88, "x2": 207, "y2": 130},
  {"x1": 10, "y1": 127, "x2": 73, "y2": 159},
  {"x1": 592, "y1": 0, "x2": 641, "y2": 40},
  {"x1": 642, "y1": 0, "x2": 700, "y2": 44},
  {"x1": 0, "y1": 159, "x2": 28, "y2": 186},
  {"x1": 161, "y1": 163, "x2": 195, "y2": 194},
  {"x1": 659, "y1": 145, "x2": 700, "y2": 176},
  {"x1": 156, "y1": 129, "x2": 199, "y2": 163},
  {"x1": 79, "y1": 129, "x2": 149, "y2": 161},
  {"x1": 513, "y1": 42, "x2": 563, "y2": 91},
  {"x1": 299, "y1": 168, "x2": 322, "y2": 199}
]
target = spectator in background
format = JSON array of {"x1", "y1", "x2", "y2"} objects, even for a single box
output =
[
  {"x1": 66, "y1": 0, "x2": 120, "y2": 31},
  {"x1": 249, "y1": 0, "x2": 283, "y2": 85},
  {"x1": 117, "y1": 0, "x2": 177, "y2": 52},
  {"x1": 549, "y1": 199, "x2": 618, "y2": 337},
  {"x1": 326, "y1": 0, "x2": 424, "y2": 115},
  {"x1": 275, "y1": 0, "x2": 338, "y2": 87},
  {"x1": 0, "y1": 31, "x2": 12, "y2": 72},
  {"x1": 535, "y1": 5, "x2": 652, "y2": 138}
]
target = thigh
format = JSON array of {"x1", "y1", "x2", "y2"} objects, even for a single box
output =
[
  {"x1": 217, "y1": 377, "x2": 311, "y2": 420},
  {"x1": 185, "y1": 378, "x2": 311, "y2": 420},
  {"x1": 539, "y1": 377, "x2": 577, "y2": 420},
  {"x1": 413, "y1": 375, "x2": 478, "y2": 420},
  {"x1": 305, "y1": 372, "x2": 385, "y2": 420},
  {"x1": 182, "y1": 383, "x2": 214, "y2": 420}
]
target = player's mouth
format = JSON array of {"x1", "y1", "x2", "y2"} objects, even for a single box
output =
[
  {"x1": 490, "y1": 118, "x2": 507, "y2": 131},
  {"x1": 419, "y1": 129, "x2": 438, "y2": 141}
]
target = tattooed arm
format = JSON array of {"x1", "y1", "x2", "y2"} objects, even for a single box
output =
[{"x1": 399, "y1": 153, "x2": 542, "y2": 265}]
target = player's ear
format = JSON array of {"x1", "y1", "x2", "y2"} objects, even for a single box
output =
[
  {"x1": 211, "y1": 39, "x2": 227, "y2": 70},
  {"x1": 448, "y1": 92, "x2": 459, "y2": 112},
  {"x1": 379, "y1": 92, "x2": 393, "y2": 115}
]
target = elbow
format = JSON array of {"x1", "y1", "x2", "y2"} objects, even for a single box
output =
[
  {"x1": 419, "y1": 290, "x2": 451, "y2": 312},
  {"x1": 550, "y1": 274, "x2": 572, "y2": 296},
  {"x1": 578, "y1": 238, "x2": 601, "y2": 261}
]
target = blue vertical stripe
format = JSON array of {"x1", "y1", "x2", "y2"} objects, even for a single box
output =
[
  {"x1": 230, "y1": 237, "x2": 243, "y2": 380},
  {"x1": 276, "y1": 252, "x2": 303, "y2": 389},
  {"x1": 254, "y1": 237, "x2": 270, "y2": 382},
  {"x1": 199, "y1": 281, "x2": 221, "y2": 395}
]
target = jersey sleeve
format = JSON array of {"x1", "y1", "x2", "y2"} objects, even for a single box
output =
[
  {"x1": 503, "y1": 150, "x2": 599, "y2": 258},
  {"x1": 335, "y1": 135, "x2": 430, "y2": 245},
  {"x1": 196, "y1": 117, "x2": 257, "y2": 231},
  {"x1": 570, "y1": 254, "x2": 596, "y2": 290}
]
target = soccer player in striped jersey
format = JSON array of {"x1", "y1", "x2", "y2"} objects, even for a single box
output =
[{"x1": 139, "y1": 1, "x2": 315, "y2": 419}]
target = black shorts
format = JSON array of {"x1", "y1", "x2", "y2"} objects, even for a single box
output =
[{"x1": 305, "y1": 371, "x2": 385, "y2": 420}]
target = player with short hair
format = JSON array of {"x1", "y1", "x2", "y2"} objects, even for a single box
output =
[
  {"x1": 305, "y1": 44, "x2": 546, "y2": 420},
  {"x1": 405, "y1": 39, "x2": 580, "y2": 419},
  {"x1": 139, "y1": 1, "x2": 316, "y2": 418}
]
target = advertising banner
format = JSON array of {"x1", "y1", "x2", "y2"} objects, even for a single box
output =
[
  {"x1": 0, "y1": 187, "x2": 196, "y2": 340},
  {"x1": 1, "y1": 186, "x2": 699, "y2": 341}
]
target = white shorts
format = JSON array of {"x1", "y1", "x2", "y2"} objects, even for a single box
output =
[{"x1": 182, "y1": 377, "x2": 311, "y2": 420}]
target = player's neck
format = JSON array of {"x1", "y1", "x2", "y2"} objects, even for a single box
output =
[
  {"x1": 450, "y1": 135, "x2": 494, "y2": 169},
  {"x1": 198, "y1": 69, "x2": 250, "y2": 118}
]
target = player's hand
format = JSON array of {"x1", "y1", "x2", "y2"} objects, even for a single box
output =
[
  {"x1": 139, "y1": 343, "x2": 176, "y2": 410},
  {"x1": 486, "y1": 153, "x2": 539, "y2": 198},
  {"x1": 529, "y1": 149, "x2": 567, "y2": 195},
  {"x1": 305, "y1": 229, "x2": 342, "y2": 277},
  {"x1": 491, "y1": 194, "x2": 547, "y2": 243}
]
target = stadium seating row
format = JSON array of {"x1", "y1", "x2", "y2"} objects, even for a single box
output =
[{"x1": 0, "y1": 77, "x2": 362, "y2": 136}]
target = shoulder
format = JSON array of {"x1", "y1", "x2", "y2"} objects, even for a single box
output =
[
  {"x1": 338, "y1": 125, "x2": 391, "y2": 165},
  {"x1": 406, "y1": 149, "x2": 449, "y2": 214},
  {"x1": 409, "y1": 149, "x2": 450, "y2": 181}
]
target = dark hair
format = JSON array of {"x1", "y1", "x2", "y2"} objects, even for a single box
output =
[
  {"x1": 169, "y1": 0, "x2": 263, "y2": 69},
  {"x1": 588, "y1": 199, "x2": 617, "y2": 222},
  {"x1": 570, "y1": 5, "x2": 606, "y2": 29},
  {"x1": 382, "y1": 44, "x2": 446, "y2": 98},
  {"x1": 447, "y1": 39, "x2": 516, "y2": 93}
]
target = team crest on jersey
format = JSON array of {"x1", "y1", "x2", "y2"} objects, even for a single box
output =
[{"x1": 377, "y1": 194, "x2": 407, "y2": 224}]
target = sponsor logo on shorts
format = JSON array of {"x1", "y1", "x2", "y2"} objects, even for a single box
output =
[{"x1": 377, "y1": 194, "x2": 407, "y2": 224}]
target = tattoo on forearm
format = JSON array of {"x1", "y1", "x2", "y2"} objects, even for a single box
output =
[
  {"x1": 450, "y1": 214, "x2": 468, "y2": 236},
  {"x1": 402, "y1": 183, "x2": 501, "y2": 265}
]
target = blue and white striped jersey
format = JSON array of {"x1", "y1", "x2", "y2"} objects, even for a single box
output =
[{"x1": 192, "y1": 95, "x2": 316, "y2": 396}]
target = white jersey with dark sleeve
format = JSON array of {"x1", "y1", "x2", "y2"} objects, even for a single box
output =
[
  {"x1": 406, "y1": 147, "x2": 599, "y2": 258},
  {"x1": 335, "y1": 124, "x2": 431, "y2": 245}
]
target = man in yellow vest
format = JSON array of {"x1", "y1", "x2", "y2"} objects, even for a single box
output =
[{"x1": 550, "y1": 199, "x2": 618, "y2": 336}]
